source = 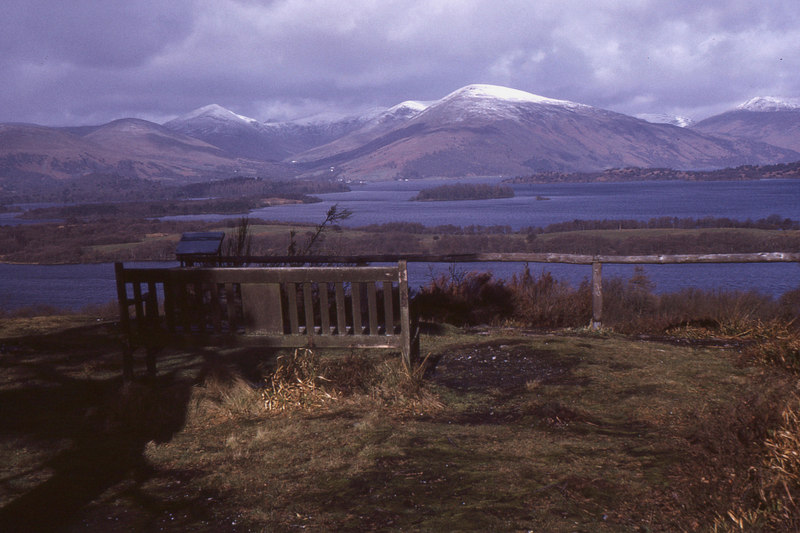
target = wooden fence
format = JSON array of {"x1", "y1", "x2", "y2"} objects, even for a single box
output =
[{"x1": 195, "y1": 252, "x2": 800, "y2": 330}]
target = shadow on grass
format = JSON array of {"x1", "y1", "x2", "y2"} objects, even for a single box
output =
[{"x1": 0, "y1": 323, "x2": 273, "y2": 532}]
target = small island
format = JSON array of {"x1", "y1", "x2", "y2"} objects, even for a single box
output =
[{"x1": 411, "y1": 183, "x2": 515, "y2": 202}]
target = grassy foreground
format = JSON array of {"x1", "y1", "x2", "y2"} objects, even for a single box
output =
[{"x1": 0, "y1": 316, "x2": 797, "y2": 531}]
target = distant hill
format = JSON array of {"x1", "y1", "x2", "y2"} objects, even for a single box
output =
[
  {"x1": 289, "y1": 85, "x2": 799, "y2": 180},
  {"x1": 2, "y1": 85, "x2": 800, "y2": 197},
  {"x1": 163, "y1": 104, "x2": 379, "y2": 161},
  {"x1": 0, "y1": 119, "x2": 292, "y2": 197},
  {"x1": 691, "y1": 97, "x2": 800, "y2": 153}
]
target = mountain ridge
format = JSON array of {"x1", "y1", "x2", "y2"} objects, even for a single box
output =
[
  {"x1": 284, "y1": 84, "x2": 800, "y2": 179},
  {"x1": 1, "y1": 84, "x2": 799, "y2": 190}
]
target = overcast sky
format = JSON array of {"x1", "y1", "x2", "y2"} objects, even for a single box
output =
[{"x1": 2, "y1": 0, "x2": 799, "y2": 126}]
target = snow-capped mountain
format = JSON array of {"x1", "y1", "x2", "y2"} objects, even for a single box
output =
[
  {"x1": 165, "y1": 105, "x2": 378, "y2": 161},
  {"x1": 415, "y1": 84, "x2": 588, "y2": 124},
  {"x1": 291, "y1": 84, "x2": 799, "y2": 179},
  {"x1": 692, "y1": 96, "x2": 800, "y2": 153},
  {"x1": 290, "y1": 100, "x2": 431, "y2": 162},
  {"x1": 3, "y1": 85, "x2": 800, "y2": 187},
  {"x1": 164, "y1": 104, "x2": 284, "y2": 161},
  {"x1": 169, "y1": 104, "x2": 261, "y2": 127},
  {"x1": 737, "y1": 96, "x2": 800, "y2": 112}
]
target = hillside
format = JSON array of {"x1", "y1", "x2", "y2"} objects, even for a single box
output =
[
  {"x1": 0, "y1": 119, "x2": 293, "y2": 194},
  {"x1": 288, "y1": 85, "x2": 800, "y2": 179},
  {"x1": 2, "y1": 85, "x2": 800, "y2": 192},
  {"x1": 692, "y1": 97, "x2": 800, "y2": 153}
]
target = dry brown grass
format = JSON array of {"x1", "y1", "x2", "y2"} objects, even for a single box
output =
[
  {"x1": 3, "y1": 309, "x2": 800, "y2": 531},
  {"x1": 259, "y1": 348, "x2": 444, "y2": 417},
  {"x1": 707, "y1": 392, "x2": 800, "y2": 532},
  {"x1": 262, "y1": 348, "x2": 337, "y2": 412},
  {"x1": 761, "y1": 395, "x2": 800, "y2": 527}
]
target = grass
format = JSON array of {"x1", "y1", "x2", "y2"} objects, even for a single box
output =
[{"x1": 1, "y1": 316, "x2": 797, "y2": 531}]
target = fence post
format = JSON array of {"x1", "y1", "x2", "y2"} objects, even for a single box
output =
[{"x1": 591, "y1": 261, "x2": 602, "y2": 330}]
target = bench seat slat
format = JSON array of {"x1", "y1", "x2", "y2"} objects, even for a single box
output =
[
  {"x1": 335, "y1": 282, "x2": 347, "y2": 335},
  {"x1": 351, "y1": 282, "x2": 362, "y2": 335},
  {"x1": 320, "y1": 283, "x2": 331, "y2": 335},
  {"x1": 367, "y1": 282, "x2": 378, "y2": 335},
  {"x1": 303, "y1": 282, "x2": 315, "y2": 335},
  {"x1": 383, "y1": 281, "x2": 394, "y2": 335},
  {"x1": 287, "y1": 282, "x2": 299, "y2": 334}
]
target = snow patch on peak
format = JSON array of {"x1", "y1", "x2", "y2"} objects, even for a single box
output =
[
  {"x1": 737, "y1": 96, "x2": 800, "y2": 112},
  {"x1": 445, "y1": 84, "x2": 586, "y2": 109},
  {"x1": 387, "y1": 100, "x2": 431, "y2": 114},
  {"x1": 177, "y1": 104, "x2": 259, "y2": 125},
  {"x1": 419, "y1": 84, "x2": 589, "y2": 124}
]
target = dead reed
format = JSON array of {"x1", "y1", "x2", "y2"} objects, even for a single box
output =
[
  {"x1": 260, "y1": 348, "x2": 443, "y2": 416},
  {"x1": 261, "y1": 348, "x2": 337, "y2": 412}
]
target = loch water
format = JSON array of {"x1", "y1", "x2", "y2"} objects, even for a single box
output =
[{"x1": 1, "y1": 179, "x2": 799, "y2": 310}]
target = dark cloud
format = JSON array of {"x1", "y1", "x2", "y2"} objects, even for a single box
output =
[
  {"x1": 2, "y1": 0, "x2": 800, "y2": 126},
  {"x1": 1, "y1": 1, "x2": 194, "y2": 68}
]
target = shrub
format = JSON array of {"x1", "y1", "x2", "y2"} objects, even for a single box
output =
[
  {"x1": 508, "y1": 266, "x2": 591, "y2": 328},
  {"x1": 413, "y1": 265, "x2": 794, "y2": 336},
  {"x1": 413, "y1": 267, "x2": 514, "y2": 326}
]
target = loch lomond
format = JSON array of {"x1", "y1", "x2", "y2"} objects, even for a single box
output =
[{"x1": 1, "y1": 178, "x2": 799, "y2": 311}]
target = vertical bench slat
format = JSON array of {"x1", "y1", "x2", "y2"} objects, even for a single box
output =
[
  {"x1": 164, "y1": 280, "x2": 176, "y2": 333},
  {"x1": 335, "y1": 282, "x2": 347, "y2": 335},
  {"x1": 133, "y1": 281, "x2": 147, "y2": 333},
  {"x1": 351, "y1": 282, "x2": 362, "y2": 335},
  {"x1": 287, "y1": 282, "x2": 300, "y2": 334},
  {"x1": 145, "y1": 282, "x2": 159, "y2": 326},
  {"x1": 114, "y1": 263, "x2": 134, "y2": 381},
  {"x1": 383, "y1": 281, "x2": 394, "y2": 335},
  {"x1": 193, "y1": 282, "x2": 205, "y2": 332},
  {"x1": 303, "y1": 282, "x2": 315, "y2": 334},
  {"x1": 210, "y1": 283, "x2": 222, "y2": 332},
  {"x1": 320, "y1": 283, "x2": 331, "y2": 335},
  {"x1": 367, "y1": 281, "x2": 378, "y2": 335},
  {"x1": 225, "y1": 283, "x2": 238, "y2": 333},
  {"x1": 177, "y1": 282, "x2": 191, "y2": 334},
  {"x1": 133, "y1": 283, "x2": 145, "y2": 332}
]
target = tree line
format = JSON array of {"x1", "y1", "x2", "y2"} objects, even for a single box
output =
[
  {"x1": 0, "y1": 174, "x2": 349, "y2": 205},
  {"x1": 1, "y1": 214, "x2": 799, "y2": 264},
  {"x1": 508, "y1": 160, "x2": 800, "y2": 184}
]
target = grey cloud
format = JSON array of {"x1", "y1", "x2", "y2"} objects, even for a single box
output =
[
  {"x1": 2, "y1": 0, "x2": 800, "y2": 126},
  {"x1": 1, "y1": 1, "x2": 195, "y2": 68}
]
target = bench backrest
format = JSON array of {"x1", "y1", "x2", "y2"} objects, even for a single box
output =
[{"x1": 115, "y1": 262, "x2": 412, "y2": 366}]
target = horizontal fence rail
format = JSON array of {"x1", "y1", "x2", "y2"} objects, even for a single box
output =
[
  {"x1": 208, "y1": 252, "x2": 800, "y2": 266},
  {"x1": 189, "y1": 252, "x2": 800, "y2": 330}
]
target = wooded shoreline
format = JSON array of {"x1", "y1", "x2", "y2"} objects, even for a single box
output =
[{"x1": 2, "y1": 214, "x2": 799, "y2": 265}]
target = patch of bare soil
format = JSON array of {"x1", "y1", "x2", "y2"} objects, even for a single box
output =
[{"x1": 430, "y1": 338, "x2": 582, "y2": 392}]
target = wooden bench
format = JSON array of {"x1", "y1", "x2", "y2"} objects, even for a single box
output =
[{"x1": 114, "y1": 261, "x2": 417, "y2": 380}]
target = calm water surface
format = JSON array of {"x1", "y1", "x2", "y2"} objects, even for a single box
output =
[{"x1": 1, "y1": 179, "x2": 798, "y2": 310}]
